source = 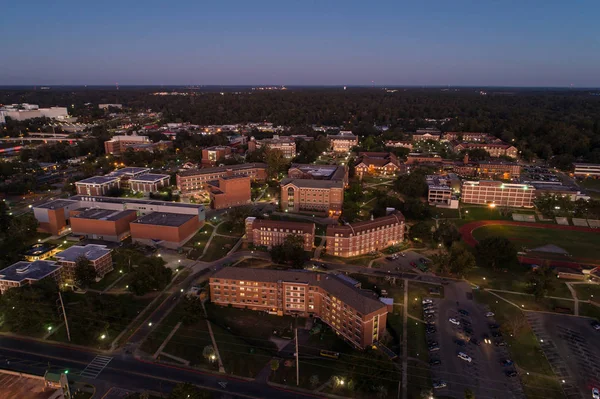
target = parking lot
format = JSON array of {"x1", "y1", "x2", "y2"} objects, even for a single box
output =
[
  {"x1": 526, "y1": 312, "x2": 600, "y2": 399},
  {"x1": 425, "y1": 282, "x2": 525, "y2": 398},
  {"x1": 381, "y1": 251, "x2": 431, "y2": 274}
]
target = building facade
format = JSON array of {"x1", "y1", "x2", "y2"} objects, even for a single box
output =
[
  {"x1": 453, "y1": 143, "x2": 518, "y2": 158},
  {"x1": 129, "y1": 174, "x2": 170, "y2": 193},
  {"x1": 104, "y1": 135, "x2": 151, "y2": 154},
  {"x1": 245, "y1": 217, "x2": 315, "y2": 251},
  {"x1": 461, "y1": 181, "x2": 535, "y2": 208},
  {"x1": 176, "y1": 163, "x2": 267, "y2": 194},
  {"x1": 0, "y1": 260, "x2": 62, "y2": 294},
  {"x1": 209, "y1": 268, "x2": 388, "y2": 349},
  {"x1": 248, "y1": 136, "x2": 296, "y2": 158},
  {"x1": 573, "y1": 163, "x2": 600, "y2": 178},
  {"x1": 201, "y1": 146, "x2": 232, "y2": 166},
  {"x1": 326, "y1": 213, "x2": 405, "y2": 257},
  {"x1": 70, "y1": 209, "x2": 138, "y2": 242},
  {"x1": 327, "y1": 131, "x2": 358, "y2": 153},
  {"x1": 54, "y1": 244, "x2": 113, "y2": 284},
  {"x1": 207, "y1": 175, "x2": 251, "y2": 209},
  {"x1": 75, "y1": 176, "x2": 120, "y2": 196},
  {"x1": 354, "y1": 152, "x2": 401, "y2": 179},
  {"x1": 130, "y1": 212, "x2": 203, "y2": 249}
]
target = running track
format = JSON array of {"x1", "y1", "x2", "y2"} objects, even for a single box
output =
[{"x1": 459, "y1": 220, "x2": 600, "y2": 247}]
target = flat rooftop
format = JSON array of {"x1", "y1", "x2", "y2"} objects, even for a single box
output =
[
  {"x1": 36, "y1": 199, "x2": 78, "y2": 210},
  {"x1": 76, "y1": 176, "x2": 119, "y2": 185},
  {"x1": 0, "y1": 260, "x2": 61, "y2": 283},
  {"x1": 178, "y1": 162, "x2": 267, "y2": 177},
  {"x1": 55, "y1": 244, "x2": 111, "y2": 262},
  {"x1": 109, "y1": 167, "x2": 150, "y2": 177},
  {"x1": 72, "y1": 208, "x2": 136, "y2": 221},
  {"x1": 71, "y1": 195, "x2": 204, "y2": 210},
  {"x1": 132, "y1": 212, "x2": 196, "y2": 227},
  {"x1": 129, "y1": 173, "x2": 170, "y2": 182},
  {"x1": 0, "y1": 372, "x2": 56, "y2": 399},
  {"x1": 289, "y1": 164, "x2": 346, "y2": 180}
]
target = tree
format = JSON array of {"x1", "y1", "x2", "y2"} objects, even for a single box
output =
[
  {"x1": 464, "y1": 388, "x2": 475, "y2": 399},
  {"x1": 264, "y1": 148, "x2": 289, "y2": 179},
  {"x1": 128, "y1": 256, "x2": 172, "y2": 296},
  {"x1": 181, "y1": 296, "x2": 204, "y2": 325},
  {"x1": 309, "y1": 375, "x2": 320, "y2": 388},
  {"x1": 202, "y1": 345, "x2": 215, "y2": 360},
  {"x1": 0, "y1": 280, "x2": 59, "y2": 334},
  {"x1": 430, "y1": 251, "x2": 451, "y2": 275},
  {"x1": 527, "y1": 264, "x2": 556, "y2": 300},
  {"x1": 270, "y1": 359, "x2": 280, "y2": 372},
  {"x1": 395, "y1": 171, "x2": 428, "y2": 198},
  {"x1": 168, "y1": 383, "x2": 211, "y2": 399},
  {"x1": 475, "y1": 237, "x2": 518, "y2": 270},
  {"x1": 433, "y1": 221, "x2": 461, "y2": 248},
  {"x1": 408, "y1": 222, "x2": 432, "y2": 243},
  {"x1": 505, "y1": 314, "x2": 527, "y2": 337},
  {"x1": 376, "y1": 385, "x2": 388, "y2": 399},
  {"x1": 270, "y1": 234, "x2": 309, "y2": 268},
  {"x1": 74, "y1": 256, "x2": 97, "y2": 288},
  {"x1": 224, "y1": 205, "x2": 255, "y2": 233},
  {"x1": 433, "y1": 243, "x2": 476, "y2": 277}
]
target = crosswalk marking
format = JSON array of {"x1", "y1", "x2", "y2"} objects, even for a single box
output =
[{"x1": 80, "y1": 355, "x2": 112, "y2": 379}]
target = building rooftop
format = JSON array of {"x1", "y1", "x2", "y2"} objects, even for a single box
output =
[
  {"x1": 70, "y1": 195, "x2": 205, "y2": 210},
  {"x1": 76, "y1": 176, "x2": 120, "y2": 185},
  {"x1": 109, "y1": 167, "x2": 150, "y2": 177},
  {"x1": 327, "y1": 212, "x2": 405, "y2": 237},
  {"x1": 281, "y1": 178, "x2": 344, "y2": 189},
  {"x1": 0, "y1": 260, "x2": 61, "y2": 283},
  {"x1": 288, "y1": 164, "x2": 346, "y2": 180},
  {"x1": 212, "y1": 267, "x2": 386, "y2": 315},
  {"x1": 132, "y1": 212, "x2": 196, "y2": 227},
  {"x1": 23, "y1": 243, "x2": 57, "y2": 257},
  {"x1": 71, "y1": 208, "x2": 137, "y2": 221},
  {"x1": 36, "y1": 199, "x2": 78, "y2": 210},
  {"x1": 247, "y1": 217, "x2": 315, "y2": 234},
  {"x1": 178, "y1": 163, "x2": 267, "y2": 177},
  {"x1": 55, "y1": 244, "x2": 111, "y2": 263},
  {"x1": 129, "y1": 173, "x2": 170, "y2": 183}
]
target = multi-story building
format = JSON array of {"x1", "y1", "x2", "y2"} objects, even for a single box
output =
[
  {"x1": 354, "y1": 152, "x2": 401, "y2": 179},
  {"x1": 573, "y1": 163, "x2": 600, "y2": 178},
  {"x1": 245, "y1": 217, "x2": 315, "y2": 251},
  {"x1": 209, "y1": 267, "x2": 388, "y2": 349},
  {"x1": 453, "y1": 143, "x2": 518, "y2": 158},
  {"x1": 326, "y1": 212, "x2": 405, "y2": 257},
  {"x1": 70, "y1": 208, "x2": 138, "y2": 242},
  {"x1": 108, "y1": 167, "x2": 151, "y2": 188},
  {"x1": 75, "y1": 176, "x2": 120, "y2": 196},
  {"x1": 129, "y1": 174, "x2": 171, "y2": 193},
  {"x1": 280, "y1": 165, "x2": 347, "y2": 217},
  {"x1": 443, "y1": 132, "x2": 493, "y2": 142},
  {"x1": 34, "y1": 196, "x2": 205, "y2": 237},
  {"x1": 201, "y1": 146, "x2": 233, "y2": 166},
  {"x1": 207, "y1": 175, "x2": 251, "y2": 209},
  {"x1": 461, "y1": 181, "x2": 535, "y2": 208},
  {"x1": 384, "y1": 140, "x2": 413, "y2": 150},
  {"x1": 54, "y1": 244, "x2": 113, "y2": 284},
  {"x1": 104, "y1": 135, "x2": 151, "y2": 154},
  {"x1": 327, "y1": 131, "x2": 358, "y2": 153},
  {"x1": 0, "y1": 260, "x2": 62, "y2": 294},
  {"x1": 412, "y1": 129, "x2": 442, "y2": 142},
  {"x1": 248, "y1": 135, "x2": 297, "y2": 158},
  {"x1": 426, "y1": 175, "x2": 460, "y2": 208},
  {"x1": 406, "y1": 153, "x2": 443, "y2": 165},
  {"x1": 0, "y1": 104, "x2": 69, "y2": 122},
  {"x1": 130, "y1": 212, "x2": 204, "y2": 249},
  {"x1": 477, "y1": 160, "x2": 521, "y2": 179},
  {"x1": 176, "y1": 163, "x2": 267, "y2": 195}
]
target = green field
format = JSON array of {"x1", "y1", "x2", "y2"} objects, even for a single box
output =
[
  {"x1": 573, "y1": 284, "x2": 600, "y2": 301},
  {"x1": 201, "y1": 236, "x2": 240, "y2": 261},
  {"x1": 472, "y1": 225, "x2": 599, "y2": 260}
]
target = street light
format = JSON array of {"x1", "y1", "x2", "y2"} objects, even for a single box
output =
[
  {"x1": 47, "y1": 326, "x2": 52, "y2": 331},
  {"x1": 148, "y1": 322, "x2": 153, "y2": 327},
  {"x1": 100, "y1": 334, "x2": 106, "y2": 340}
]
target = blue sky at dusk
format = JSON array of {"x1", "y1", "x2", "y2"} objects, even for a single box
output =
[{"x1": 1, "y1": 0, "x2": 599, "y2": 86}]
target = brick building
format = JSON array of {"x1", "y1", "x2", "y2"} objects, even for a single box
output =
[
  {"x1": 75, "y1": 176, "x2": 120, "y2": 196},
  {"x1": 406, "y1": 153, "x2": 443, "y2": 165},
  {"x1": 461, "y1": 181, "x2": 535, "y2": 208},
  {"x1": 354, "y1": 152, "x2": 401, "y2": 179},
  {"x1": 384, "y1": 140, "x2": 413, "y2": 150},
  {"x1": 412, "y1": 129, "x2": 442, "y2": 142},
  {"x1": 280, "y1": 165, "x2": 347, "y2": 217},
  {"x1": 443, "y1": 132, "x2": 493, "y2": 142},
  {"x1": 130, "y1": 212, "x2": 204, "y2": 249},
  {"x1": 108, "y1": 167, "x2": 151, "y2": 188},
  {"x1": 453, "y1": 143, "x2": 518, "y2": 158},
  {"x1": 209, "y1": 268, "x2": 388, "y2": 349},
  {"x1": 54, "y1": 244, "x2": 113, "y2": 284},
  {"x1": 248, "y1": 136, "x2": 296, "y2": 158},
  {"x1": 201, "y1": 146, "x2": 232, "y2": 166},
  {"x1": 176, "y1": 163, "x2": 267, "y2": 195},
  {"x1": 129, "y1": 174, "x2": 170, "y2": 193},
  {"x1": 326, "y1": 212, "x2": 405, "y2": 257},
  {"x1": 70, "y1": 208, "x2": 138, "y2": 242},
  {"x1": 0, "y1": 260, "x2": 62, "y2": 294},
  {"x1": 104, "y1": 135, "x2": 150, "y2": 154},
  {"x1": 245, "y1": 217, "x2": 315, "y2": 251},
  {"x1": 207, "y1": 175, "x2": 251, "y2": 209},
  {"x1": 327, "y1": 131, "x2": 358, "y2": 153}
]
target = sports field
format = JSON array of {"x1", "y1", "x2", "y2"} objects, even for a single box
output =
[{"x1": 471, "y1": 224, "x2": 599, "y2": 260}]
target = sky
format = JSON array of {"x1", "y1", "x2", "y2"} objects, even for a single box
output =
[{"x1": 1, "y1": 0, "x2": 600, "y2": 86}]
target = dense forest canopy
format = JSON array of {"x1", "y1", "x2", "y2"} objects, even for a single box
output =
[{"x1": 2, "y1": 87, "x2": 600, "y2": 165}]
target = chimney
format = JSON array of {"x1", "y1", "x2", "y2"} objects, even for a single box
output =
[
  {"x1": 463, "y1": 153, "x2": 469, "y2": 165},
  {"x1": 316, "y1": 274, "x2": 321, "y2": 281}
]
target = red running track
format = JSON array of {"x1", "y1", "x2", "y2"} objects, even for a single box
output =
[{"x1": 459, "y1": 220, "x2": 600, "y2": 247}]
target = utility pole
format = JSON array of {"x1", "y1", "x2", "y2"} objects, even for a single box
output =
[
  {"x1": 295, "y1": 327, "x2": 299, "y2": 386},
  {"x1": 58, "y1": 291, "x2": 71, "y2": 342}
]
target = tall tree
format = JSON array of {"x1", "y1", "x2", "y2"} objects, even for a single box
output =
[
  {"x1": 527, "y1": 264, "x2": 556, "y2": 300},
  {"x1": 475, "y1": 237, "x2": 518, "y2": 270},
  {"x1": 270, "y1": 234, "x2": 308, "y2": 268},
  {"x1": 74, "y1": 256, "x2": 97, "y2": 288}
]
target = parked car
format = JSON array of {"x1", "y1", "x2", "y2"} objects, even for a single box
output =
[
  {"x1": 592, "y1": 321, "x2": 600, "y2": 331},
  {"x1": 592, "y1": 387, "x2": 599, "y2": 399},
  {"x1": 429, "y1": 345, "x2": 440, "y2": 352},
  {"x1": 429, "y1": 359, "x2": 441, "y2": 366},
  {"x1": 449, "y1": 318, "x2": 460, "y2": 326},
  {"x1": 422, "y1": 298, "x2": 433, "y2": 304},
  {"x1": 432, "y1": 381, "x2": 447, "y2": 389},
  {"x1": 502, "y1": 359, "x2": 514, "y2": 366},
  {"x1": 489, "y1": 323, "x2": 500, "y2": 329},
  {"x1": 386, "y1": 256, "x2": 394, "y2": 261},
  {"x1": 459, "y1": 309, "x2": 470, "y2": 316},
  {"x1": 426, "y1": 326, "x2": 437, "y2": 334},
  {"x1": 485, "y1": 311, "x2": 495, "y2": 317},
  {"x1": 505, "y1": 370, "x2": 518, "y2": 377},
  {"x1": 458, "y1": 352, "x2": 472, "y2": 363},
  {"x1": 410, "y1": 262, "x2": 417, "y2": 267}
]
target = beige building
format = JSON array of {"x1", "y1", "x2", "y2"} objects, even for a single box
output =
[
  {"x1": 209, "y1": 268, "x2": 388, "y2": 349},
  {"x1": 248, "y1": 135, "x2": 297, "y2": 158},
  {"x1": 245, "y1": 217, "x2": 315, "y2": 251},
  {"x1": 461, "y1": 180, "x2": 535, "y2": 208},
  {"x1": 176, "y1": 163, "x2": 267, "y2": 195},
  {"x1": 327, "y1": 131, "x2": 358, "y2": 153},
  {"x1": 326, "y1": 213, "x2": 405, "y2": 257}
]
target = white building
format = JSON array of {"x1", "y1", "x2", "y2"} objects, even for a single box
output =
[
  {"x1": 0, "y1": 104, "x2": 69, "y2": 121},
  {"x1": 573, "y1": 163, "x2": 600, "y2": 178}
]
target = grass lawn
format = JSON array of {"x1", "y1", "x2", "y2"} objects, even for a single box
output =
[
  {"x1": 406, "y1": 359, "x2": 432, "y2": 398},
  {"x1": 384, "y1": 305, "x2": 403, "y2": 357},
  {"x1": 579, "y1": 178, "x2": 600, "y2": 190},
  {"x1": 573, "y1": 284, "x2": 600, "y2": 301},
  {"x1": 216, "y1": 221, "x2": 244, "y2": 236},
  {"x1": 349, "y1": 274, "x2": 405, "y2": 304},
  {"x1": 473, "y1": 290, "x2": 555, "y2": 376},
  {"x1": 114, "y1": 293, "x2": 169, "y2": 347},
  {"x1": 52, "y1": 292, "x2": 156, "y2": 349},
  {"x1": 579, "y1": 303, "x2": 600, "y2": 321},
  {"x1": 520, "y1": 373, "x2": 565, "y2": 399},
  {"x1": 161, "y1": 317, "x2": 217, "y2": 370},
  {"x1": 460, "y1": 205, "x2": 515, "y2": 222},
  {"x1": 471, "y1": 225, "x2": 600, "y2": 261},
  {"x1": 201, "y1": 236, "x2": 240, "y2": 261},
  {"x1": 89, "y1": 269, "x2": 127, "y2": 291},
  {"x1": 186, "y1": 225, "x2": 214, "y2": 260},
  {"x1": 491, "y1": 291, "x2": 575, "y2": 314},
  {"x1": 141, "y1": 301, "x2": 191, "y2": 356},
  {"x1": 467, "y1": 266, "x2": 573, "y2": 298},
  {"x1": 407, "y1": 281, "x2": 444, "y2": 318},
  {"x1": 431, "y1": 207, "x2": 460, "y2": 219}
]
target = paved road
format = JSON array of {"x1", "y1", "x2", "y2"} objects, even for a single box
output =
[{"x1": 0, "y1": 336, "x2": 323, "y2": 399}]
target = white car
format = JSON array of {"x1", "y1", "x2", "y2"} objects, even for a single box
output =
[
  {"x1": 449, "y1": 318, "x2": 460, "y2": 326},
  {"x1": 433, "y1": 381, "x2": 447, "y2": 389},
  {"x1": 423, "y1": 299, "x2": 433, "y2": 304},
  {"x1": 458, "y1": 352, "x2": 472, "y2": 363},
  {"x1": 592, "y1": 387, "x2": 599, "y2": 399},
  {"x1": 485, "y1": 312, "x2": 495, "y2": 317}
]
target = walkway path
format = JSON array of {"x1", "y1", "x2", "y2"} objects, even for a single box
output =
[
  {"x1": 487, "y1": 288, "x2": 575, "y2": 302},
  {"x1": 566, "y1": 283, "x2": 580, "y2": 316},
  {"x1": 153, "y1": 322, "x2": 182, "y2": 359},
  {"x1": 103, "y1": 274, "x2": 127, "y2": 293},
  {"x1": 200, "y1": 300, "x2": 225, "y2": 373},
  {"x1": 198, "y1": 222, "x2": 223, "y2": 260}
]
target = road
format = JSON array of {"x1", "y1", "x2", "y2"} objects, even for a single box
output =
[{"x1": 0, "y1": 336, "x2": 323, "y2": 399}]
